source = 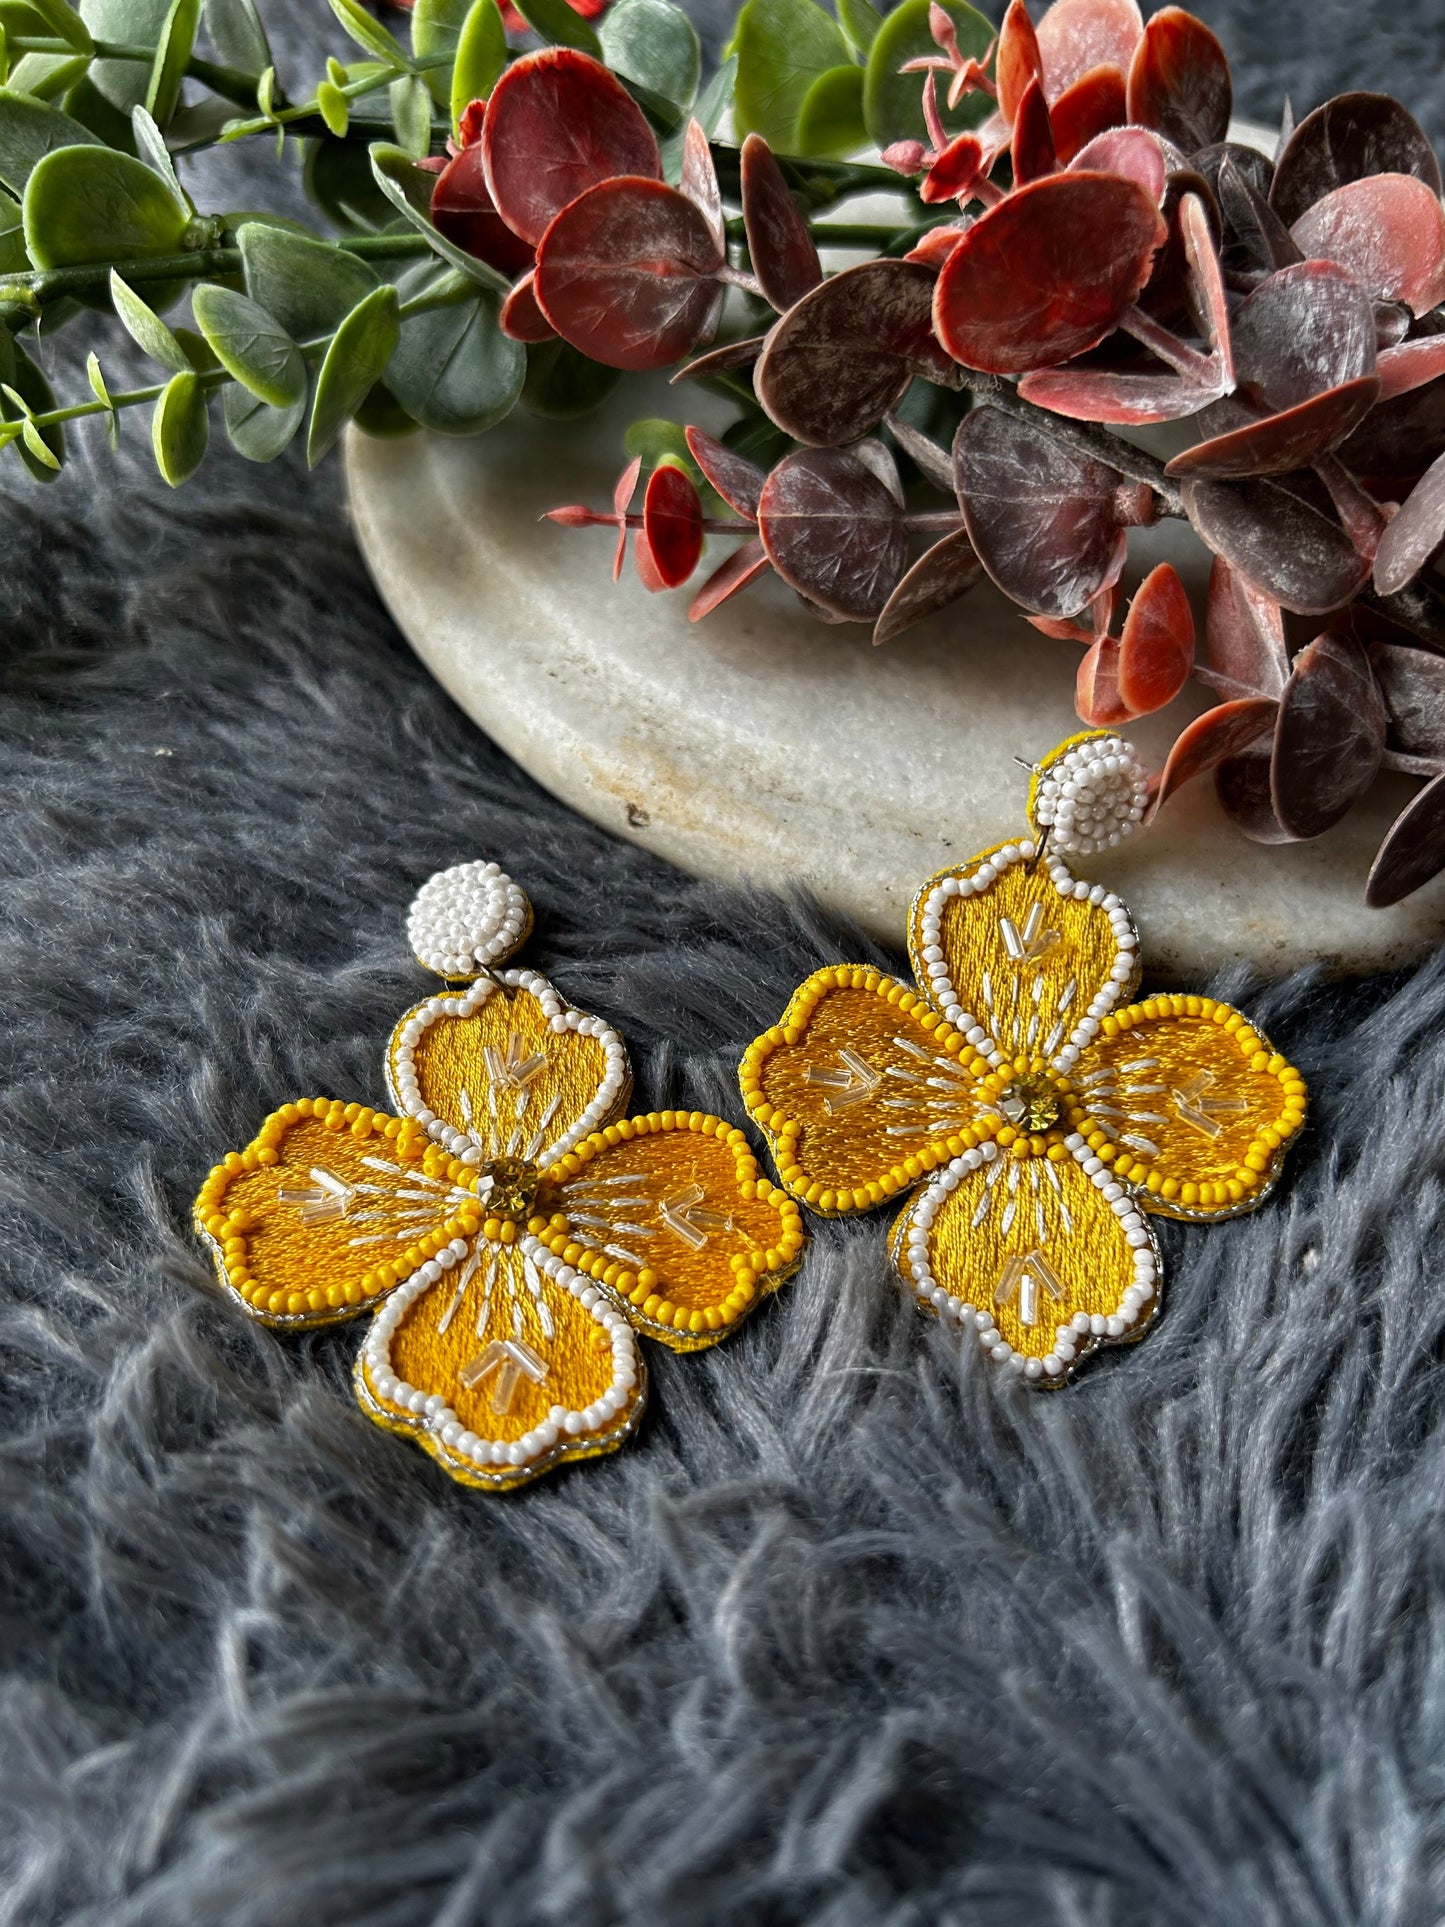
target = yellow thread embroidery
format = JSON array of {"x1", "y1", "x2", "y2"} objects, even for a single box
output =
[
  {"x1": 740, "y1": 733, "x2": 1306, "y2": 1385},
  {"x1": 194, "y1": 863, "x2": 805, "y2": 1490}
]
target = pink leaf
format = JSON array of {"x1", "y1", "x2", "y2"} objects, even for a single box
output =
[
  {"x1": 1115, "y1": 562, "x2": 1195, "y2": 713},
  {"x1": 1069, "y1": 126, "x2": 1165, "y2": 201},
  {"x1": 1271, "y1": 630, "x2": 1385, "y2": 837},
  {"x1": 1076, "y1": 633, "x2": 1132, "y2": 724},
  {"x1": 1034, "y1": 0, "x2": 1142, "y2": 105},
  {"x1": 756, "y1": 448, "x2": 907, "y2": 622},
  {"x1": 1146, "y1": 698, "x2": 1278, "y2": 819},
  {"x1": 1290, "y1": 174, "x2": 1445, "y2": 316},
  {"x1": 612, "y1": 454, "x2": 642, "y2": 579},
  {"x1": 996, "y1": 0, "x2": 1044, "y2": 124},
  {"x1": 1166, "y1": 375, "x2": 1381, "y2": 479},
  {"x1": 684, "y1": 426, "x2": 765, "y2": 519},
  {"x1": 689, "y1": 537, "x2": 770, "y2": 620},
  {"x1": 680, "y1": 117, "x2": 724, "y2": 252},
  {"x1": 1018, "y1": 364, "x2": 1221, "y2": 423},
  {"x1": 1203, "y1": 556, "x2": 1288, "y2": 697},
  {"x1": 1376, "y1": 336, "x2": 1445, "y2": 403},
  {"x1": 1125, "y1": 7, "x2": 1231, "y2": 152},
  {"x1": 1373, "y1": 447, "x2": 1445, "y2": 596},
  {"x1": 740, "y1": 133, "x2": 823, "y2": 314}
]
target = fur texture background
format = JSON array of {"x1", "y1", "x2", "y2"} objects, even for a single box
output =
[{"x1": 3, "y1": 4, "x2": 1445, "y2": 1922}]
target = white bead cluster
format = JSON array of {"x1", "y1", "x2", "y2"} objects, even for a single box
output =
[
  {"x1": 407, "y1": 861, "x2": 531, "y2": 978},
  {"x1": 1032, "y1": 736, "x2": 1148, "y2": 855},
  {"x1": 900, "y1": 1135, "x2": 1160, "y2": 1381},
  {"x1": 357, "y1": 1235, "x2": 642, "y2": 1479},
  {"x1": 916, "y1": 846, "x2": 1139, "y2": 1073},
  {"x1": 387, "y1": 968, "x2": 631, "y2": 1166}
]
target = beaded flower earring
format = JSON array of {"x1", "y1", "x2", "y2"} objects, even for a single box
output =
[
  {"x1": 740, "y1": 733, "x2": 1307, "y2": 1385},
  {"x1": 194, "y1": 862, "x2": 805, "y2": 1490}
]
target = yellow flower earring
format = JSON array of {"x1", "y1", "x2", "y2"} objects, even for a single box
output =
[
  {"x1": 740, "y1": 733, "x2": 1306, "y2": 1385},
  {"x1": 194, "y1": 861, "x2": 805, "y2": 1490}
]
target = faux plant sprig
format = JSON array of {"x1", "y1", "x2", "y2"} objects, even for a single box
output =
[{"x1": 1, "y1": 0, "x2": 1445, "y2": 902}]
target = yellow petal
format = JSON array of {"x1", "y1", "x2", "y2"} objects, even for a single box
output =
[
  {"x1": 536, "y1": 1111, "x2": 806, "y2": 1348},
  {"x1": 192, "y1": 1100, "x2": 482, "y2": 1329},
  {"x1": 906, "y1": 843, "x2": 1140, "y2": 1078},
  {"x1": 354, "y1": 1237, "x2": 646, "y2": 1491},
  {"x1": 1067, "y1": 994, "x2": 1307, "y2": 1220},
  {"x1": 739, "y1": 964, "x2": 994, "y2": 1215},
  {"x1": 893, "y1": 1140, "x2": 1160, "y2": 1380},
  {"x1": 385, "y1": 968, "x2": 632, "y2": 1165}
]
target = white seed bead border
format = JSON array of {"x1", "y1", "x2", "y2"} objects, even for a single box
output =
[
  {"x1": 896, "y1": 1133, "x2": 1162, "y2": 1382},
  {"x1": 354, "y1": 1234, "x2": 645, "y2": 1484},
  {"x1": 385, "y1": 967, "x2": 632, "y2": 1167},
  {"x1": 1031, "y1": 735, "x2": 1149, "y2": 857},
  {"x1": 912, "y1": 844, "x2": 1141, "y2": 1075},
  {"x1": 407, "y1": 860, "x2": 532, "y2": 979}
]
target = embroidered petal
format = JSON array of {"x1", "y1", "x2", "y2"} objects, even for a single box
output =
[
  {"x1": 354, "y1": 1236, "x2": 646, "y2": 1491},
  {"x1": 192, "y1": 1100, "x2": 482, "y2": 1329},
  {"x1": 1067, "y1": 994, "x2": 1306, "y2": 1219},
  {"x1": 892, "y1": 1137, "x2": 1161, "y2": 1380},
  {"x1": 907, "y1": 843, "x2": 1140, "y2": 1077},
  {"x1": 739, "y1": 965, "x2": 996, "y2": 1215},
  {"x1": 535, "y1": 1111, "x2": 805, "y2": 1347},
  {"x1": 386, "y1": 966, "x2": 631, "y2": 1167}
]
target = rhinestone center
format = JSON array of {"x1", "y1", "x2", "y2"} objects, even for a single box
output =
[
  {"x1": 999, "y1": 1073, "x2": 1062, "y2": 1134},
  {"x1": 481, "y1": 1155, "x2": 540, "y2": 1221}
]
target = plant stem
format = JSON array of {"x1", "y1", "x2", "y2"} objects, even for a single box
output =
[
  {"x1": 10, "y1": 36, "x2": 265, "y2": 107},
  {"x1": 951, "y1": 369, "x2": 1185, "y2": 514}
]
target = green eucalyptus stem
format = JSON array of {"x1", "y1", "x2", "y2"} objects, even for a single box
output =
[{"x1": 9, "y1": 35, "x2": 265, "y2": 105}]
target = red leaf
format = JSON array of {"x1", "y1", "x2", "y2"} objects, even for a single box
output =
[
  {"x1": 534, "y1": 178, "x2": 723, "y2": 372},
  {"x1": 641, "y1": 462, "x2": 703, "y2": 588},
  {"x1": 922, "y1": 133, "x2": 989, "y2": 204},
  {"x1": 1035, "y1": 0, "x2": 1142, "y2": 104},
  {"x1": 740, "y1": 133, "x2": 823, "y2": 313},
  {"x1": 684, "y1": 426, "x2": 764, "y2": 519},
  {"x1": 1146, "y1": 697, "x2": 1278, "y2": 818},
  {"x1": 1204, "y1": 556, "x2": 1288, "y2": 697},
  {"x1": 1017, "y1": 364, "x2": 1220, "y2": 423},
  {"x1": 1183, "y1": 475, "x2": 1371, "y2": 615},
  {"x1": 1216, "y1": 751, "x2": 1296, "y2": 842},
  {"x1": 933, "y1": 171, "x2": 1166, "y2": 373},
  {"x1": 1012, "y1": 78, "x2": 1057, "y2": 186},
  {"x1": 481, "y1": 48, "x2": 660, "y2": 248},
  {"x1": 1069, "y1": 126, "x2": 1165, "y2": 201},
  {"x1": 1166, "y1": 375, "x2": 1381, "y2": 480},
  {"x1": 1376, "y1": 335, "x2": 1445, "y2": 403},
  {"x1": 1270, "y1": 92, "x2": 1443, "y2": 229},
  {"x1": 1048, "y1": 64, "x2": 1127, "y2": 165},
  {"x1": 689, "y1": 537, "x2": 770, "y2": 620},
  {"x1": 633, "y1": 529, "x2": 667, "y2": 593},
  {"x1": 1366, "y1": 640, "x2": 1445, "y2": 759},
  {"x1": 1290, "y1": 175, "x2": 1445, "y2": 316},
  {"x1": 1116, "y1": 562, "x2": 1195, "y2": 713},
  {"x1": 680, "y1": 118, "x2": 723, "y2": 252},
  {"x1": 755, "y1": 260, "x2": 949, "y2": 447},
  {"x1": 906, "y1": 225, "x2": 969, "y2": 268},
  {"x1": 499, "y1": 269, "x2": 556, "y2": 342},
  {"x1": 873, "y1": 528, "x2": 984, "y2": 644},
  {"x1": 1373, "y1": 448, "x2": 1445, "y2": 596},
  {"x1": 431, "y1": 143, "x2": 536, "y2": 278},
  {"x1": 1271, "y1": 630, "x2": 1385, "y2": 837},
  {"x1": 613, "y1": 453, "x2": 641, "y2": 579},
  {"x1": 1076, "y1": 634, "x2": 1131, "y2": 724},
  {"x1": 996, "y1": 0, "x2": 1043, "y2": 124},
  {"x1": 1366, "y1": 770, "x2": 1445, "y2": 906},
  {"x1": 756, "y1": 448, "x2": 907, "y2": 622},
  {"x1": 1181, "y1": 190, "x2": 1230, "y2": 373},
  {"x1": 954, "y1": 403, "x2": 1131, "y2": 618},
  {"x1": 1125, "y1": 7, "x2": 1231, "y2": 152}
]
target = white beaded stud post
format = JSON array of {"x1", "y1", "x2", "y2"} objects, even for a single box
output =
[
  {"x1": 1030, "y1": 734, "x2": 1149, "y2": 857},
  {"x1": 407, "y1": 861, "x2": 532, "y2": 979}
]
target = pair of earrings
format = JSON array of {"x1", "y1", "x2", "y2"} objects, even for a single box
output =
[{"x1": 194, "y1": 733, "x2": 1305, "y2": 1491}]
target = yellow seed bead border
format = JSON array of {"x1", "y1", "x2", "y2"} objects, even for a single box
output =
[
  {"x1": 534, "y1": 1109, "x2": 807, "y2": 1350},
  {"x1": 192, "y1": 1098, "x2": 481, "y2": 1331},
  {"x1": 1065, "y1": 995, "x2": 1307, "y2": 1223},
  {"x1": 738, "y1": 964, "x2": 994, "y2": 1218}
]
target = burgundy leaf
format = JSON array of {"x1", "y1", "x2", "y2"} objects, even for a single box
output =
[
  {"x1": 1167, "y1": 375, "x2": 1381, "y2": 479},
  {"x1": 1376, "y1": 335, "x2": 1445, "y2": 403},
  {"x1": 1216, "y1": 750, "x2": 1296, "y2": 841},
  {"x1": 1138, "y1": 166, "x2": 1219, "y2": 319},
  {"x1": 680, "y1": 118, "x2": 724, "y2": 252},
  {"x1": 1012, "y1": 77, "x2": 1058, "y2": 186},
  {"x1": 1183, "y1": 474, "x2": 1371, "y2": 614},
  {"x1": 1339, "y1": 377, "x2": 1445, "y2": 484},
  {"x1": 954, "y1": 403, "x2": 1132, "y2": 618},
  {"x1": 756, "y1": 448, "x2": 907, "y2": 622},
  {"x1": 1270, "y1": 629, "x2": 1385, "y2": 837},
  {"x1": 673, "y1": 333, "x2": 767, "y2": 382},
  {"x1": 481, "y1": 48, "x2": 661, "y2": 248},
  {"x1": 1203, "y1": 555, "x2": 1288, "y2": 696},
  {"x1": 1290, "y1": 175, "x2": 1445, "y2": 316},
  {"x1": 1365, "y1": 770, "x2": 1445, "y2": 906},
  {"x1": 740, "y1": 133, "x2": 823, "y2": 315},
  {"x1": 1226, "y1": 259, "x2": 1377, "y2": 411},
  {"x1": 1076, "y1": 633, "x2": 1131, "y2": 725},
  {"x1": 1180, "y1": 190, "x2": 1230, "y2": 373},
  {"x1": 933, "y1": 171, "x2": 1166, "y2": 373},
  {"x1": 1373, "y1": 448, "x2": 1445, "y2": 596},
  {"x1": 996, "y1": 0, "x2": 1043, "y2": 122},
  {"x1": 884, "y1": 413, "x2": 955, "y2": 493},
  {"x1": 1125, "y1": 7, "x2": 1231, "y2": 153},
  {"x1": 1069, "y1": 126, "x2": 1166, "y2": 201},
  {"x1": 1215, "y1": 153, "x2": 1303, "y2": 275},
  {"x1": 852, "y1": 437, "x2": 905, "y2": 506},
  {"x1": 499, "y1": 269, "x2": 557, "y2": 342},
  {"x1": 873, "y1": 528, "x2": 984, "y2": 644},
  {"x1": 1193, "y1": 139, "x2": 1274, "y2": 207},
  {"x1": 755, "y1": 260, "x2": 948, "y2": 447},
  {"x1": 689, "y1": 537, "x2": 770, "y2": 620},
  {"x1": 1270, "y1": 92, "x2": 1443, "y2": 229},
  {"x1": 1048, "y1": 64, "x2": 1128, "y2": 165},
  {"x1": 432, "y1": 143, "x2": 537, "y2": 278},
  {"x1": 534, "y1": 178, "x2": 724, "y2": 372},
  {"x1": 684, "y1": 426, "x2": 764, "y2": 519},
  {"x1": 1146, "y1": 697, "x2": 1278, "y2": 819},
  {"x1": 641, "y1": 462, "x2": 703, "y2": 587},
  {"x1": 1116, "y1": 561, "x2": 1195, "y2": 713},
  {"x1": 1034, "y1": 0, "x2": 1142, "y2": 104},
  {"x1": 1017, "y1": 364, "x2": 1221, "y2": 424},
  {"x1": 1366, "y1": 639, "x2": 1445, "y2": 758}
]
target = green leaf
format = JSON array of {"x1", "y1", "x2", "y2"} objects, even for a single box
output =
[
  {"x1": 131, "y1": 104, "x2": 190, "y2": 204},
  {"x1": 0, "y1": 184, "x2": 26, "y2": 271},
  {"x1": 387, "y1": 281, "x2": 524, "y2": 434},
  {"x1": 449, "y1": 0, "x2": 504, "y2": 129},
  {"x1": 519, "y1": 337, "x2": 620, "y2": 418},
  {"x1": 203, "y1": 0, "x2": 269, "y2": 76},
  {"x1": 191, "y1": 281, "x2": 305, "y2": 407},
  {"x1": 237, "y1": 220, "x2": 381, "y2": 338},
  {"x1": 412, "y1": 0, "x2": 469, "y2": 106},
  {"x1": 145, "y1": 0, "x2": 200, "y2": 125},
  {"x1": 307, "y1": 281, "x2": 399, "y2": 465},
  {"x1": 23, "y1": 144, "x2": 191, "y2": 265},
  {"x1": 795, "y1": 61, "x2": 866, "y2": 156},
  {"x1": 6, "y1": 48, "x2": 88, "y2": 97},
  {"x1": 0, "y1": 333, "x2": 63, "y2": 480},
  {"x1": 255, "y1": 61, "x2": 275, "y2": 116},
  {"x1": 599, "y1": 0, "x2": 700, "y2": 113},
  {"x1": 27, "y1": 0, "x2": 93, "y2": 48},
  {"x1": 728, "y1": 0, "x2": 848, "y2": 147},
  {"x1": 86, "y1": 349, "x2": 111, "y2": 405},
  {"x1": 222, "y1": 377, "x2": 304, "y2": 461},
  {"x1": 835, "y1": 0, "x2": 881, "y2": 58},
  {"x1": 302, "y1": 136, "x2": 394, "y2": 231},
  {"x1": 511, "y1": 0, "x2": 601, "y2": 57},
  {"x1": 369, "y1": 140, "x2": 509, "y2": 294},
  {"x1": 863, "y1": 0, "x2": 993, "y2": 147},
  {"x1": 317, "y1": 79, "x2": 349, "y2": 137},
  {"x1": 22, "y1": 413, "x2": 58, "y2": 466},
  {"x1": 389, "y1": 70, "x2": 431, "y2": 157},
  {"x1": 151, "y1": 367, "x2": 208, "y2": 484},
  {"x1": 328, "y1": 0, "x2": 412, "y2": 71},
  {"x1": 659, "y1": 52, "x2": 734, "y2": 183},
  {"x1": 109, "y1": 269, "x2": 192, "y2": 370},
  {"x1": 81, "y1": 0, "x2": 175, "y2": 114}
]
